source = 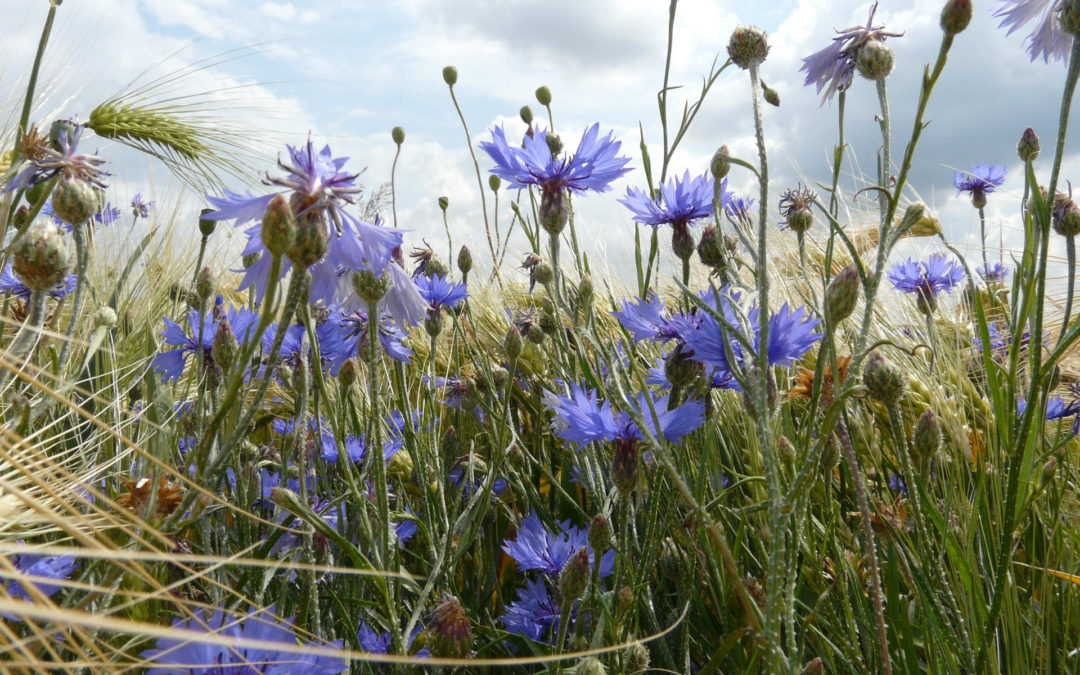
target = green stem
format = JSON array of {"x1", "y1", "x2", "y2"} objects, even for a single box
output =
[
  {"x1": 1060, "y1": 236, "x2": 1075, "y2": 346},
  {"x1": 54, "y1": 223, "x2": 87, "y2": 373}
]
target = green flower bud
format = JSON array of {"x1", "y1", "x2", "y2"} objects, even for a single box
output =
[
  {"x1": 616, "y1": 585, "x2": 634, "y2": 621},
  {"x1": 588, "y1": 513, "x2": 612, "y2": 556},
  {"x1": 12, "y1": 205, "x2": 30, "y2": 229},
  {"x1": 1018, "y1": 127, "x2": 1041, "y2": 162},
  {"x1": 778, "y1": 435, "x2": 796, "y2": 466},
  {"x1": 534, "y1": 262, "x2": 554, "y2": 286},
  {"x1": 539, "y1": 190, "x2": 567, "y2": 235},
  {"x1": 940, "y1": 0, "x2": 972, "y2": 35},
  {"x1": 194, "y1": 267, "x2": 214, "y2": 303},
  {"x1": 425, "y1": 310, "x2": 443, "y2": 337},
  {"x1": 1038, "y1": 457, "x2": 1058, "y2": 491},
  {"x1": 442, "y1": 66, "x2": 458, "y2": 86},
  {"x1": 211, "y1": 316, "x2": 238, "y2": 371},
  {"x1": 559, "y1": 547, "x2": 590, "y2": 602},
  {"x1": 427, "y1": 593, "x2": 473, "y2": 658},
  {"x1": 388, "y1": 449, "x2": 414, "y2": 483},
  {"x1": 457, "y1": 245, "x2": 472, "y2": 275},
  {"x1": 905, "y1": 205, "x2": 942, "y2": 237},
  {"x1": 198, "y1": 207, "x2": 217, "y2": 238},
  {"x1": 525, "y1": 322, "x2": 546, "y2": 345},
  {"x1": 787, "y1": 209, "x2": 813, "y2": 233},
  {"x1": 912, "y1": 408, "x2": 941, "y2": 464},
  {"x1": 626, "y1": 643, "x2": 650, "y2": 674},
  {"x1": 1063, "y1": 0, "x2": 1080, "y2": 36},
  {"x1": 578, "y1": 273, "x2": 593, "y2": 306},
  {"x1": 51, "y1": 173, "x2": 100, "y2": 226},
  {"x1": 339, "y1": 357, "x2": 358, "y2": 389},
  {"x1": 576, "y1": 658, "x2": 607, "y2": 675},
  {"x1": 491, "y1": 365, "x2": 509, "y2": 390},
  {"x1": 540, "y1": 310, "x2": 558, "y2": 336},
  {"x1": 287, "y1": 198, "x2": 329, "y2": 268},
  {"x1": 438, "y1": 196, "x2": 449, "y2": 211},
  {"x1": 612, "y1": 438, "x2": 640, "y2": 494},
  {"x1": 488, "y1": 174, "x2": 501, "y2": 192},
  {"x1": 504, "y1": 324, "x2": 523, "y2": 360},
  {"x1": 820, "y1": 434, "x2": 840, "y2": 473},
  {"x1": 261, "y1": 194, "x2": 295, "y2": 257},
  {"x1": 762, "y1": 81, "x2": 780, "y2": 107},
  {"x1": 825, "y1": 265, "x2": 860, "y2": 322},
  {"x1": 48, "y1": 119, "x2": 78, "y2": 152},
  {"x1": 863, "y1": 351, "x2": 905, "y2": 405},
  {"x1": 519, "y1": 105, "x2": 534, "y2": 125},
  {"x1": 352, "y1": 269, "x2": 390, "y2": 304},
  {"x1": 392, "y1": 126, "x2": 406, "y2": 145},
  {"x1": 535, "y1": 85, "x2": 552, "y2": 106},
  {"x1": 856, "y1": 40, "x2": 894, "y2": 80},
  {"x1": 697, "y1": 225, "x2": 726, "y2": 269},
  {"x1": 727, "y1": 26, "x2": 769, "y2": 69}
]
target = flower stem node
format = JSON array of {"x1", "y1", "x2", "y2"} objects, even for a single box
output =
[
  {"x1": 863, "y1": 351, "x2": 905, "y2": 406},
  {"x1": 727, "y1": 26, "x2": 770, "y2": 69},
  {"x1": 940, "y1": 0, "x2": 973, "y2": 35},
  {"x1": 559, "y1": 547, "x2": 591, "y2": 603},
  {"x1": 352, "y1": 269, "x2": 390, "y2": 304},
  {"x1": 391, "y1": 126, "x2": 405, "y2": 145},
  {"x1": 856, "y1": 40, "x2": 895, "y2": 80},
  {"x1": 535, "y1": 85, "x2": 552, "y2": 106},
  {"x1": 826, "y1": 265, "x2": 860, "y2": 322},
  {"x1": 913, "y1": 408, "x2": 941, "y2": 464},
  {"x1": 261, "y1": 194, "x2": 295, "y2": 257},
  {"x1": 442, "y1": 66, "x2": 458, "y2": 86},
  {"x1": 1018, "y1": 127, "x2": 1041, "y2": 162},
  {"x1": 52, "y1": 173, "x2": 100, "y2": 226}
]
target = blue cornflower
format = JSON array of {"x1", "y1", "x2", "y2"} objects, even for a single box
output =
[
  {"x1": 131, "y1": 193, "x2": 153, "y2": 218},
  {"x1": 258, "y1": 323, "x2": 316, "y2": 381},
  {"x1": 480, "y1": 124, "x2": 631, "y2": 196},
  {"x1": 6, "y1": 124, "x2": 108, "y2": 192},
  {"x1": 545, "y1": 384, "x2": 705, "y2": 446},
  {"x1": 619, "y1": 170, "x2": 715, "y2": 229},
  {"x1": 152, "y1": 305, "x2": 260, "y2": 382},
  {"x1": 611, "y1": 294, "x2": 686, "y2": 343},
  {"x1": 5, "y1": 550, "x2": 78, "y2": 599},
  {"x1": 316, "y1": 308, "x2": 412, "y2": 375},
  {"x1": 725, "y1": 193, "x2": 754, "y2": 220},
  {"x1": 42, "y1": 200, "x2": 120, "y2": 232},
  {"x1": 273, "y1": 417, "x2": 365, "y2": 464},
  {"x1": 502, "y1": 511, "x2": 615, "y2": 578},
  {"x1": 501, "y1": 578, "x2": 564, "y2": 643},
  {"x1": 887, "y1": 473, "x2": 908, "y2": 495},
  {"x1": 954, "y1": 163, "x2": 1006, "y2": 207},
  {"x1": 1018, "y1": 395, "x2": 1080, "y2": 420},
  {"x1": 357, "y1": 623, "x2": 429, "y2": 657},
  {"x1": 800, "y1": 2, "x2": 902, "y2": 104},
  {"x1": 448, "y1": 460, "x2": 508, "y2": 496},
  {"x1": 415, "y1": 274, "x2": 468, "y2": 311},
  {"x1": 140, "y1": 605, "x2": 346, "y2": 674},
  {"x1": 994, "y1": 0, "x2": 1071, "y2": 64},
  {"x1": 978, "y1": 262, "x2": 1009, "y2": 283},
  {"x1": 888, "y1": 254, "x2": 965, "y2": 312},
  {"x1": 0, "y1": 263, "x2": 75, "y2": 300}
]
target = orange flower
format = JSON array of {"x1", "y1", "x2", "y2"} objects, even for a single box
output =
[
  {"x1": 115, "y1": 475, "x2": 184, "y2": 518},
  {"x1": 786, "y1": 355, "x2": 852, "y2": 405}
]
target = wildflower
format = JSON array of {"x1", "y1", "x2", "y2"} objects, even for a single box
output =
[
  {"x1": 501, "y1": 578, "x2": 564, "y2": 643},
  {"x1": 140, "y1": 605, "x2": 347, "y2": 674},
  {"x1": 6, "y1": 123, "x2": 108, "y2": 192},
  {"x1": 357, "y1": 622, "x2": 429, "y2": 657},
  {"x1": 151, "y1": 305, "x2": 260, "y2": 382},
  {"x1": 316, "y1": 308, "x2": 412, "y2": 375},
  {"x1": 273, "y1": 417, "x2": 365, "y2": 465},
  {"x1": 115, "y1": 475, "x2": 184, "y2": 518},
  {"x1": 1019, "y1": 395, "x2": 1080, "y2": 420},
  {"x1": 0, "y1": 262, "x2": 75, "y2": 300},
  {"x1": 954, "y1": 163, "x2": 1006, "y2": 209},
  {"x1": 545, "y1": 384, "x2": 705, "y2": 446},
  {"x1": 502, "y1": 511, "x2": 615, "y2": 578},
  {"x1": 415, "y1": 274, "x2": 468, "y2": 311},
  {"x1": 619, "y1": 171, "x2": 715, "y2": 229},
  {"x1": 978, "y1": 262, "x2": 1009, "y2": 283},
  {"x1": 779, "y1": 185, "x2": 817, "y2": 233},
  {"x1": 41, "y1": 200, "x2": 119, "y2": 232},
  {"x1": 611, "y1": 294, "x2": 686, "y2": 344},
  {"x1": 479, "y1": 124, "x2": 631, "y2": 196},
  {"x1": 131, "y1": 193, "x2": 153, "y2": 218},
  {"x1": 993, "y1": 0, "x2": 1072, "y2": 64},
  {"x1": 5, "y1": 550, "x2": 78, "y2": 599},
  {"x1": 887, "y1": 253, "x2": 965, "y2": 313},
  {"x1": 800, "y1": 2, "x2": 903, "y2": 104},
  {"x1": 409, "y1": 242, "x2": 448, "y2": 279}
]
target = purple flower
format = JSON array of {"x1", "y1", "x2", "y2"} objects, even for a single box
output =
[
  {"x1": 954, "y1": 163, "x2": 1006, "y2": 204},
  {"x1": 479, "y1": 124, "x2": 631, "y2": 196},
  {"x1": 994, "y1": 0, "x2": 1071, "y2": 64},
  {"x1": 887, "y1": 254, "x2": 965, "y2": 298},
  {"x1": 273, "y1": 416, "x2": 365, "y2": 464},
  {"x1": 619, "y1": 170, "x2": 716, "y2": 228},
  {"x1": 800, "y1": 2, "x2": 902, "y2": 104},
  {"x1": 6, "y1": 124, "x2": 108, "y2": 192},
  {"x1": 415, "y1": 274, "x2": 468, "y2": 310},
  {"x1": 131, "y1": 193, "x2": 153, "y2": 218},
  {"x1": 545, "y1": 384, "x2": 705, "y2": 446},
  {"x1": 501, "y1": 578, "x2": 564, "y2": 643},
  {"x1": 42, "y1": 200, "x2": 120, "y2": 232},
  {"x1": 379, "y1": 262, "x2": 429, "y2": 329},
  {"x1": 357, "y1": 622, "x2": 429, "y2": 657},
  {"x1": 611, "y1": 294, "x2": 685, "y2": 343},
  {"x1": 152, "y1": 305, "x2": 260, "y2": 382},
  {"x1": 0, "y1": 263, "x2": 75, "y2": 300},
  {"x1": 140, "y1": 605, "x2": 346, "y2": 674},
  {"x1": 725, "y1": 193, "x2": 754, "y2": 220},
  {"x1": 6, "y1": 550, "x2": 78, "y2": 599},
  {"x1": 502, "y1": 511, "x2": 615, "y2": 578},
  {"x1": 978, "y1": 262, "x2": 1009, "y2": 282},
  {"x1": 316, "y1": 309, "x2": 412, "y2": 375}
]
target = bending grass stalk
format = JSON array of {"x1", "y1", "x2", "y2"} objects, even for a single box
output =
[
  {"x1": 835, "y1": 419, "x2": 892, "y2": 675},
  {"x1": 978, "y1": 38, "x2": 1080, "y2": 672},
  {"x1": 13, "y1": 1, "x2": 59, "y2": 158}
]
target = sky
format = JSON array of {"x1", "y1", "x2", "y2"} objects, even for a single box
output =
[{"x1": 2, "y1": 0, "x2": 1078, "y2": 298}]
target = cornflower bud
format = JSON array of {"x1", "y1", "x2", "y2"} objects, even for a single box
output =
[
  {"x1": 578, "y1": 273, "x2": 593, "y2": 308},
  {"x1": 762, "y1": 81, "x2": 780, "y2": 107},
  {"x1": 665, "y1": 347, "x2": 702, "y2": 388},
  {"x1": 339, "y1": 358, "x2": 358, "y2": 389},
  {"x1": 457, "y1": 245, "x2": 472, "y2": 275},
  {"x1": 863, "y1": 351, "x2": 905, "y2": 405},
  {"x1": 535, "y1": 85, "x2": 552, "y2": 106},
  {"x1": 392, "y1": 126, "x2": 405, "y2": 145},
  {"x1": 545, "y1": 133, "x2": 564, "y2": 157},
  {"x1": 940, "y1": 0, "x2": 972, "y2": 35},
  {"x1": 425, "y1": 256, "x2": 449, "y2": 279},
  {"x1": 697, "y1": 225, "x2": 725, "y2": 269},
  {"x1": 856, "y1": 40, "x2": 895, "y2": 80},
  {"x1": 194, "y1": 267, "x2": 214, "y2": 304},
  {"x1": 427, "y1": 593, "x2": 473, "y2": 658},
  {"x1": 520, "y1": 105, "x2": 534, "y2": 125},
  {"x1": 534, "y1": 262, "x2": 554, "y2": 287},
  {"x1": 671, "y1": 226, "x2": 695, "y2": 261},
  {"x1": 588, "y1": 513, "x2": 612, "y2": 556},
  {"x1": 12, "y1": 205, "x2": 30, "y2": 229},
  {"x1": 212, "y1": 317, "x2": 238, "y2": 371},
  {"x1": 261, "y1": 194, "x2": 295, "y2": 256},
  {"x1": 906, "y1": 207, "x2": 942, "y2": 237},
  {"x1": 616, "y1": 586, "x2": 634, "y2": 622},
  {"x1": 540, "y1": 309, "x2": 558, "y2": 336},
  {"x1": 51, "y1": 173, "x2": 99, "y2": 226},
  {"x1": 710, "y1": 145, "x2": 732, "y2": 180},
  {"x1": 525, "y1": 322, "x2": 547, "y2": 345},
  {"x1": 388, "y1": 449, "x2": 414, "y2": 483},
  {"x1": 820, "y1": 434, "x2": 840, "y2": 472},
  {"x1": 425, "y1": 310, "x2": 443, "y2": 337},
  {"x1": 539, "y1": 190, "x2": 568, "y2": 235},
  {"x1": 48, "y1": 119, "x2": 77, "y2": 152},
  {"x1": 779, "y1": 185, "x2": 816, "y2": 234},
  {"x1": 825, "y1": 265, "x2": 860, "y2": 322},
  {"x1": 778, "y1": 435, "x2": 796, "y2": 466},
  {"x1": 612, "y1": 438, "x2": 640, "y2": 494},
  {"x1": 912, "y1": 408, "x2": 941, "y2": 464},
  {"x1": 1018, "y1": 127, "x2": 1041, "y2": 162},
  {"x1": 504, "y1": 324, "x2": 523, "y2": 360},
  {"x1": 1063, "y1": 0, "x2": 1080, "y2": 36},
  {"x1": 559, "y1": 547, "x2": 590, "y2": 602},
  {"x1": 1055, "y1": 192, "x2": 1080, "y2": 237},
  {"x1": 727, "y1": 26, "x2": 769, "y2": 69},
  {"x1": 438, "y1": 196, "x2": 449, "y2": 211},
  {"x1": 442, "y1": 66, "x2": 458, "y2": 86},
  {"x1": 352, "y1": 269, "x2": 390, "y2": 304},
  {"x1": 489, "y1": 174, "x2": 501, "y2": 192},
  {"x1": 1038, "y1": 457, "x2": 1058, "y2": 491},
  {"x1": 198, "y1": 207, "x2": 217, "y2": 238}
]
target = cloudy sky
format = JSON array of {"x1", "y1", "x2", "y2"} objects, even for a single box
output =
[{"x1": 2, "y1": 0, "x2": 1076, "y2": 293}]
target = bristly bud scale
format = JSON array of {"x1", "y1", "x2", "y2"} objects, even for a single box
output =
[
  {"x1": 940, "y1": 0, "x2": 972, "y2": 35},
  {"x1": 457, "y1": 245, "x2": 472, "y2": 275},
  {"x1": 13, "y1": 220, "x2": 69, "y2": 291},
  {"x1": 863, "y1": 351, "x2": 905, "y2": 405},
  {"x1": 856, "y1": 40, "x2": 895, "y2": 80},
  {"x1": 427, "y1": 593, "x2": 473, "y2": 658},
  {"x1": 211, "y1": 317, "x2": 238, "y2": 371},
  {"x1": 559, "y1": 547, "x2": 590, "y2": 602},
  {"x1": 442, "y1": 66, "x2": 458, "y2": 86},
  {"x1": 51, "y1": 173, "x2": 99, "y2": 226},
  {"x1": 391, "y1": 126, "x2": 405, "y2": 145},
  {"x1": 261, "y1": 194, "x2": 295, "y2": 256},
  {"x1": 912, "y1": 408, "x2": 941, "y2": 464},
  {"x1": 727, "y1": 26, "x2": 770, "y2": 69},
  {"x1": 825, "y1": 265, "x2": 860, "y2": 322},
  {"x1": 504, "y1": 324, "x2": 523, "y2": 360},
  {"x1": 1018, "y1": 127, "x2": 1041, "y2": 162},
  {"x1": 535, "y1": 85, "x2": 552, "y2": 106},
  {"x1": 352, "y1": 269, "x2": 390, "y2": 304},
  {"x1": 588, "y1": 513, "x2": 613, "y2": 556}
]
